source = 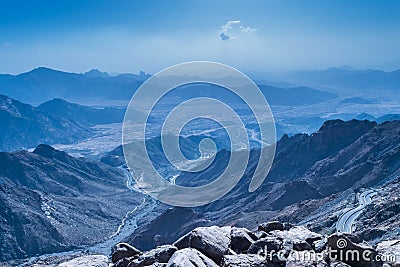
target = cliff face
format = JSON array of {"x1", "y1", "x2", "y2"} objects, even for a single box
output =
[{"x1": 0, "y1": 145, "x2": 143, "y2": 262}]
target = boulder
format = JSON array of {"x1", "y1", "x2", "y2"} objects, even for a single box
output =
[
  {"x1": 114, "y1": 257, "x2": 135, "y2": 267},
  {"x1": 174, "y1": 226, "x2": 231, "y2": 263},
  {"x1": 283, "y1": 222, "x2": 294, "y2": 231},
  {"x1": 247, "y1": 237, "x2": 282, "y2": 255},
  {"x1": 128, "y1": 245, "x2": 177, "y2": 267},
  {"x1": 330, "y1": 261, "x2": 351, "y2": 266},
  {"x1": 221, "y1": 254, "x2": 269, "y2": 267},
  {"x1": 167, "y1": 248, "x2": 218, "y2": 267},
  {"x1": 376, "y1": 240, "x2": 400, "y2": 265},
  {"x1": 285, "y1": 250, "x2": 328, "y2": 267},
  {"x1": 293, "y1": 240, "x2": 312, "y2": 251},
  {"x1": 230, "y1": 227, "x2": 257, "y2": 254},
  {"x1": 253, "y1": 230, "x2": 268, "y2": 240},
  {"x1": 328, "y1": 233, "x2": 382, "y2": 267},
  {"x1": 258, "y1": 221, "x2": 285, "y2": 233},
  {"x1": 270, "y1": 226, "x2": 322, "y2": 246},
  {"x1": 112, "y1": 243, "x2": 141, "y2": 263},
  {"x1": 313, "y1": 238, "x2": 328, "y2": 253},
  {"x1": 58, "y1": 255, "x2": 108, "y2": 267}
]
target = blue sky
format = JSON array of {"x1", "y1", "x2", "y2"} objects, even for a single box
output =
[{"x1": 1, "y1": 0, "x2": 400, "y2": 74}]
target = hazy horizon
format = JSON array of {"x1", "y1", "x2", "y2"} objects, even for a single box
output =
[
  {"x1": 1, "y1": 0, "x2": 400, "y2": 75},
  {"x1": 1, "y1": 64, "x2": 400, "y2": 77}
]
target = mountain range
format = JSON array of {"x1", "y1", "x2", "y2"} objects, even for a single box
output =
[
  {"x1": 264, "y1": 67, "x2": 400, "y2": 90},
  {"x1": 0, "y1": 67, "x2": 146, "y2": 106},
  {"x1": 124, "y1": 119, "x2": 400, "y2": 251},
  {"x1": 0, "y1": 95, "x2": 125, "y2": 152},
  {"x1": 0, "y1": 144, "x2": 144, "y2": 262},
  {"x1": 0, "y1": 67, "x2": 340, "y2": 107},
  {"x1": 2, "y1": 118, "x2": 400, "y2": 265}
]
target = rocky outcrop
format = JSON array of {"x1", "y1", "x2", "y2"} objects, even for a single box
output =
[
  {"x1": 376, "y1": 240, "x2": 400, "y2": 266},
  {"x1": 127, "y1": 245, "x2": 177, "y2": 267},
  {"x1": 221, "y1": 254, "x2": 269, "y2": 267},
  {"x1": 167, "y1": 248, "x2": 218, "y2": 267},
  {"x1": 258, "y1": 221, "x2": 285, "y2": 232},
  {"x1": 111, "y1": 243, "x2": 141, "y2": 263},
  {"x1": 174, "y1": 226, "x2": 231, "y2": 264},
  {"x1": 229, "y1": 227, "x2": 257, "y2": 254},
  {"x1": 328, "y1": 233, "x2": 382, "y2": 267},
  {"x1": 112, "y1": 222, "x2": 398, "y2": 267}
]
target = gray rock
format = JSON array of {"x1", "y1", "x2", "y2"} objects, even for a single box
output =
[
  {"x1": 270, "y1": 226, "x2": 322, "y2": 245},
  {"x1": 253, "y1": 230, "x2": 268, "y2": 240},
  {"x1": 285, "y1": 250, "x2": 328, "y2": 267},
  {"x1": 293, "y1": 240, "x2": 312, "y2": 251},
  {"x1": 114, "y1": 257, "x2": 134, "y2": 267},
  {"x1": 247, "y1": 237, "x2": 282, "y2": 255},
  {"x1": 128, "y1": 245, "x2": 177, "y2": 267},
  {"x1": 328, "y1": 233, "x2": 382, "y2": 267},
  {"x1": 376, "y1": 240, "x2": 400, "y2": 265},
  {"x1": 58, "y1": 255, "x2": 108, "y2": 267},
  {"x1": 112, "y1": 243, "x2": 141, "y2": 263},
  {"x1": 230, "y1": 227, "x2": 257, "y2": 254},
  {"x1": 258, "y1": 221, "x2": 285, "y2": 233},
  {"x1": 221, "y1": 254, "x2": 269, "y2": 267},
  {"x1": 313, "y1": 238, "x2": 328, "y2": 253},
  {"x1": 283, "y1": 222, "x2": 294, "y2": 231},
  {"x1": 167, "y1": 248, "x2": 218, "y2": 267},
  {"x1": 174, "y1": 226, "x2": 231, "y2": 263},
  {"x1": 330, "y1": 261, "x2": 351, "y2": 267}
]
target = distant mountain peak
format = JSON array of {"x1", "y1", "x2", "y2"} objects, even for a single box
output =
[
  {"x1": 29, "y1": 66, "x2": 65, "y2": 74},
  {"x1": 84, "y1": 69, "x2": 110, "y2": 78},
  {"x1": 33, "y1": 144, "x2": 70, "y2": 161}
]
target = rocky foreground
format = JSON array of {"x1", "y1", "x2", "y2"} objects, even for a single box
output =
[{"x1": 104, "y1": 221, "x2": 400, "y2": 267}]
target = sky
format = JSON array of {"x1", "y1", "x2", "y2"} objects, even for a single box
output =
[{"x1": 1, "y1": 0, "x2": 400, "y2": 74}]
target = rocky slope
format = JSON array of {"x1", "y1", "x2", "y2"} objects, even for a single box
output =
[
  {"x1": 37, "y1": 98, "x2": 125, "y2": 127},
  {"x1": 0, "y1": 145, "x2": 143, "y2": 263},
  {"x1": 0, "y1": 95, "x2": 92, "y2": 151},
  {"x1": 126, "y1": 120, "x2": 400, "y2": 251},
  {"x1": 108, "y1": 221, "x2": 399, "y2": 267},
  {"x1": 23, "y1": 221, "x2": 400, "y2": 266}
]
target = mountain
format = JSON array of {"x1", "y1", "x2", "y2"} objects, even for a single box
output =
[
  {"x1": 377, "y1": 114, "x2": 400, "y2": 124},
  {"x1": 0, "y1": 95, "x2": 92, "y2": 151},
  {"x1": 275, "y1": 68, "x2": 400, "y2": 90},
  {"x1": 83, "y1": 69, "x2": 110, "y2": 78},
  {"x1": 258, "y1": 85, "x2": 337, "y2": 106},
  {"x1": 340, "y1": 97, "x2": 377, "y2": 104},
  {"x1": 354, "y1": 112, "x2": 376, "y2": 121},
  {"x1": 126, "y1": 119, "x2": 400, "y2": 249},
  {"x1": 0, "y1": 67, "x2": 146, "y2": 105},
  {"x1": 37, "y1": 98, "x2": 125, "y2": 126},
  {"x1": 0, "y1": 145, "x2": 143, "y2": 262},
  {"x1": 0, "y1": 67, "x2": 337, "y2": 107}
]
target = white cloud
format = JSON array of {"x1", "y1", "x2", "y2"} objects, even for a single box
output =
[
  {"x1": 220, "y1": 20, "x2": 256, "y2": 41},
  {"x1": 239, "y1": 26, "x2": 256, "y2": 33}
]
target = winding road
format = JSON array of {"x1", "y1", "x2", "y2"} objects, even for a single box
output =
[{"x1": 336, "y1": 189, "x2": 377, "y2": 234}]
